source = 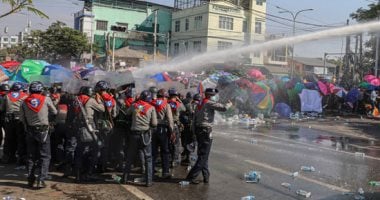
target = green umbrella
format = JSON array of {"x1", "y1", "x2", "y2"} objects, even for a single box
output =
[{"x1": 21, "y1": 60, "x2": 49, "y2": 82}]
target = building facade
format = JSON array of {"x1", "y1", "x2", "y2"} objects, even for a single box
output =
[
  {"x1": 0, "y1": 35, "x2": 19, "y2": 49},
  {"x1": 74, "y1": 0, "x2": 173, "y2": 57},
  {"x1": 171, "y1": 0, "x2": 266, "y2": 65}
]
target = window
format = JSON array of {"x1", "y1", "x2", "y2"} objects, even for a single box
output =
[
  {"x1": 253, "y1": 51, "x2": 260, "y2": 57},
  {"x1": 193, "y1": 41, "x2": 201, "y2": 52},
  {"x1": 174, "y1": 43, "x2": 179, "y2": 55},
  {"x1": 194, "y1": 16, "x2": 202, "y2": 30},
  {"x1": 96, "y1": 20, "x2": 108, "y2": 31},
  {"x1": 10, "y1": 38, "x2": 16, "y2": 43},
  {"x1": 218, "y1": 41, "x2": 232, "y2": 50},
  {"x1": 3, "y1": 37, "x2": 8, "y2": 42},
  {"x1": 255, "y1": 21, "x2": 262, "y2": 34},
  {"x1": 185, "y1": 18, "x2": 189, "y2": 31},
  {"x1": 175, "y1": 20, "x2": 180, "y2": 32},
  {"x1": 184, "y1": 41, "x2": 188, "y2": 52},
  {"x1": 117, "y1": 22, "x2": 129, "y2": 30},
  {"x1": 152, "y1": 23, "x2": 160, "y2": 32},
  {"x1": 219, "y1": 16, "x2": 233, "y2": 30},
  {"x1": 80, "y1": 19, "x2": 84, "y2": 32},
  {"x1": 242, "y1": 21, "x2": 247, "y2": 33},
  {"x1": 256, "y1": 0, "x2": 263, "y2": 5}
]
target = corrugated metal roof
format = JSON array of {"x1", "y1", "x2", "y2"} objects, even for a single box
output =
[{"x1": 293, "y1": 57, "x2": 335, "y2": 68}]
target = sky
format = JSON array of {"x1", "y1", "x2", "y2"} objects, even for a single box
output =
[{"x1": 0, "y1": 0, "x2": 375, "y2": 58}]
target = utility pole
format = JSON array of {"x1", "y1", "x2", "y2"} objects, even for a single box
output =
[
  {"x1": 112, "y1": 32, "x2": 116, "y2": 71},
  {"x1": 375, "y1": 0, "x2": 380, "y2": 77},
  {"x1": 354, "y1": 34, "x2": 359, "y2": 78},
  {"x1": 344, "y1": 19, "x2": 351, "y2": 76},
  {"x1": 276, "y1": 6, "x2": 313, "y2": 78},
  {"x1": 166, "y1": 32, "x2": 170, "y2": 61},
  {"x1": 153, "y1": 9, "x2": 158, "y2": 63}
]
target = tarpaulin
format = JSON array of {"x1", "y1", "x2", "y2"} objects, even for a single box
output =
[
  {"x1": 299, "y1": 89, "x2": 322, "y2": 113},
  {"x1": 0, "y1": 61, "x2": 20, "y2": 70}
]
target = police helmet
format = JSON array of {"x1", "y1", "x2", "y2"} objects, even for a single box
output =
[
  {"x1": 149, "y1": 86, "x2": 158, "y2": 94},
  {"x1": 168, "y1": 88, "x2": 178, "y2": 97},
  {"x1": 157, "y1": 88, "x2": 166, "y2": 98},
  {"x1": 205, "y1": 88, "x2": 218, "y2": 96},
  {"x1": 186, "y1": 92, "x2": 193, "y2": 99},
  {"x1": 79, "y1": 86, "x2": 94, "y2": 96},
  {"x1": 95, "y1": 80, "x2": 110, "y2": 92},
  {"x1": 193, "y1": 93, "x2": 201, "y2": 101},
  {"x1": 0, "y1": 84, "x2": 10, "y2": 92},
  {"x1": 139, "y1": 90, "x2": 152, "y2": 102},
  {"x1": 29, "y1": 81, "x2": 44, "y2": 94},
  {"x1": 11, "y1": 82, "x2": 23, "y2": 92}
]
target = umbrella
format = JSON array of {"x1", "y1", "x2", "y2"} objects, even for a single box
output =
[
  {"x1": 364, "y1": 74, "x2": 376, "y2": 82},
  {"x1": 0, "y1": 61, "x2": 20, "y2": 70},
  {"x1": 248, "y1": 69, "x2": 265, "y2": 80},
  {"x1": 20, "y1": 60, "x2": 49, "y2": 82},
  {"x1": 42, "y1": 65, "x2": 74, "y2": 83},
  {"x1": 369, "y1": 78, "x2": 380, "y2": 86},
  {"x1": 275, "y1": 103, "x2": 292, "y2": 118}
]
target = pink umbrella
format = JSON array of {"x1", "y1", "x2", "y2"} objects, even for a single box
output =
[
  {"x1": 370, "y1": 78, "x2": 380, "y2": 86},
  {"x1": 317, "y1": 81, "x2": 328, "y2": 96},
  {"x1": 364, "y1": 75, "x2": 376, "y2": 82},
  {"x1": 248, "y1": 69, "x2": 265, "y2": 80}
]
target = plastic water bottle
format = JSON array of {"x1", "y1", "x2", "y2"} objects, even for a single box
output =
[
  {"x1": 290, "y1": 171, "x2": 299, "y2": 178},
  {"x1": 179, "y1": 181, "x2": 189, "y2": 186},
  {"x1": 111, "y1": 174, "x2": 122, "y2": 183},
  {"x1": 296, "y1": 190, "x2": 311, "y2": 198},
  {"x1": 358, "y1": 187, "x2": 364, "y2": 195},
  {"x1": 241, "y1": 195, "x2": 255, "y2": 200},
  {"x1": 244, "y1": 171, "x2": 261, "y2": 183},
  {"x1": 281, "y1": 182, "x2": 291, "y2": 190},
  {"x1": 355, "y1": 152, "x2": 365, "y2": 157},
  {"x1": 300, "y1": 166, "x2": 315, "y2": 172},
  {"x1": 369, "y1": 181, "x2": 380, "y2": 186}
]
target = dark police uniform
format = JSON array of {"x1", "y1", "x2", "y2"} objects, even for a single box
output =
[
  {"x1": 123, "y1": 97, "x2": 157, "y2": 187},
  {"x1": 20, "y1": 90, "x2": 57, "y2": 188},
  {"x1": 186, "y1": 89, "x2": 231, "y2": 184}
]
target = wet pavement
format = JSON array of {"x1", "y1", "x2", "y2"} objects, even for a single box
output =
[{"x1": 1, "y1": 118, "x2": 380, "y2": 199}]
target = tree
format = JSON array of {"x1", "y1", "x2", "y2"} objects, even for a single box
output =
[
  {"x1": 8, "y1": 21, "x2": 90, "y2": 65},
  {"x1": 38, "y1": 21, "x2": 89, "y2": 64},
  {"x1": 0, "y1": 0, "x2": 48, "y2": 19},
  {"x1": 350, "y1": 3, "x2": 380, "y2": 75}
]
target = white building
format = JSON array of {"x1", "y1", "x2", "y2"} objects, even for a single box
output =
[
  {"x1": 171, "y1": 0, "x2": 266, "y2": 65},
  {"x1": 0, "y1": 35, "x2": 19, "y2": 49}
]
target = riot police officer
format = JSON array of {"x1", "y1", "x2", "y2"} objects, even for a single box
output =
[
  {"x1": 74, "y1": 86, "x2": 105, "y2": 182},
  {"x1": 180, "y1": 92, "x2": 194, "y2": 164},
  {"x1": 0, "y1": 84, "x2": 9, "y2": 150},
  {"x1": 185, "y1": 88, "x2": 232, "y2": 184},
  {"x1": 151, "y1": 89, "x2": 174, "y2": 179},
  {"x1": 2, "y1": 82, "x2": 28, "y2": 164},
  {"x1": 20, "y1": 81, "x2": 57, "y2": 188},
  {"x1": 167, "y1": 88, "x2": 185, "y2": 167},
  {"x1": 94, "y1": 80, "x2": 116, "y2": 172},
  {"x1": 123, "y1": 90, "x2": 157, "y2": 187}
]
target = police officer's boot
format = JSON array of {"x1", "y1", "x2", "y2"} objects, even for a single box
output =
[
  {"x1": 27, "y1": 175, "x2": 36, "y2": 188},
  {"x1": 122, "y1": 173, "x2": 128, "y2": 184},
  {"x1": 36, "y1": 179, "x2": 47, "y2": 189},
  {"x1": 75, "y1": 169, "x2": 82, "y2": 183}
]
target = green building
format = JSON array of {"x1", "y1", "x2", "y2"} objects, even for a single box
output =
[{"x1": 74, "y1": 0, "x2": 173, "y2": 63}]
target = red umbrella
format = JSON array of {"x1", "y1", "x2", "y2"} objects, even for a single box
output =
[
  {"x1": 364, "y1": 74, "x2": 376, "y2": 83},
  {"x1": 0, "y1": 61, "x2": 20, "y2": 69}
]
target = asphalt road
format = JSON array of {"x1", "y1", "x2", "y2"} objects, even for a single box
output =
[
  {"x1": 137, "y1": 121, "x2": 380, "y2": 200},
  {"x1": 1, "y1": 119, "x2": 380, "y2": 200}
]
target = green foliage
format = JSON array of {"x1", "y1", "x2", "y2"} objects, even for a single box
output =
[
  {"x1": 0, "y1": 0, "x2": 48, "y2": 19},
  {"x1": 350, "y1": 3, "x2": 380, "y2": 22},
  {"x1": 7, "y1": 21, "x2": 90, "y2": 63}
]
